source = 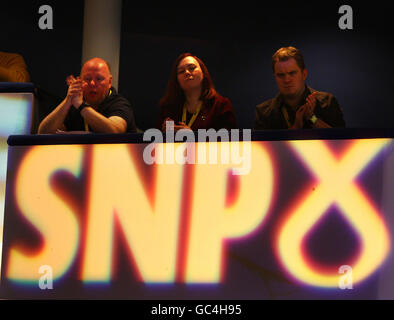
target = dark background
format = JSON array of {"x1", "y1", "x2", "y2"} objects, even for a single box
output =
[{"x1": 1, "y1": 1, "x2": 393, "y2": 130}]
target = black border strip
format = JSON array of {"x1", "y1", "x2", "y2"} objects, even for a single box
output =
[
  {"x1": 7, "y1": 128, "x2": 394, "y2": 146},
  {"x1": 0, "y1": 82, "x2": 35, "y2": 93}
]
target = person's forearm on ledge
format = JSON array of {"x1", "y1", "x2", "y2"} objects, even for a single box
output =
[
  {"x1": 80, "y1": 107, "x2": 127, "y2": 133},
  {"x1": 38, "y1": 98, "x2": 72, "y2": 134}
]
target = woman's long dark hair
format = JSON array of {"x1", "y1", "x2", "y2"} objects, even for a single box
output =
[{"x1": 159, "y1": 53, "x2": 217, "y2": 109}]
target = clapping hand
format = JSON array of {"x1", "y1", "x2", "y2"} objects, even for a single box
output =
[
  {"x1": 162, "y1": 118, "x2": 191, "y2": 132},
  {"x1": 303, "y1": 92, "x2": 317, "y2": 120},
  {"x1": 291, "y1": 105, "x2": 306, "y2": 129},
  {"x1": 66, "y1": 75, "x2": 83, "y2": 109},
  {"x1": 162, "y1": 117, "x2": 174, "y2": 131},
  {"x1": 174, "y1": 122, "x2": 191, "y2": 131}
]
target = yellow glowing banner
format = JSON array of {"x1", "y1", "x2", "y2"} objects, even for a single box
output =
[
  {"x1": 0, "y1": 91, "x2": 34, "y2": 280},
  {"x1": 1, "y1": 138, "x2": 393, "y2": 299}
]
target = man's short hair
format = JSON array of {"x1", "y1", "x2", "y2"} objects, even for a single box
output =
[
  {"x1": 272, "y1": 47, "x2": 306, "y2": 72},
  {"x1": 103, "y1": 60, "x2": 111, "y2": 73},
  {"x1": 81, "y1": 58, "x2": 112, "y2": 73}
]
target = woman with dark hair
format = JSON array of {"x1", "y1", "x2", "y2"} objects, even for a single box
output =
[{"x1": 157, "y1": 53, "x2": 237, "y2": 131}]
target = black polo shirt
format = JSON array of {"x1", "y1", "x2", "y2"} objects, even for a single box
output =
[{"x1": 64, "y1": 87, "x2": 137, "y2": 133}]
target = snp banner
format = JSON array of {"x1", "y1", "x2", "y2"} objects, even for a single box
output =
[
  {"x1": 0, "y1": 137, "x2": 393, "y2": 299},
  {"x1": 0, "y1": 91, "x2": 33, "y2": 279}
]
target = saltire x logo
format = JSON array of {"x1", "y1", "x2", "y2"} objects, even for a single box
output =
[{"x1": 277, "y1": 139, "x2": 391, "y2": 287}]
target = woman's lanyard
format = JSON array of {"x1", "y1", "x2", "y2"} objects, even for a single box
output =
[{"x1": 182, "y1": 101, "x2": 202, "y2": 128}]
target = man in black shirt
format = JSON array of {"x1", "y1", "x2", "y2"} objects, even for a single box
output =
[
  {"x1": 254, "y1": 47, "x2": 345, "y2": 130},
  {"x1": 38, "y1": 57, "x2": 136, "y2": 133}
]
